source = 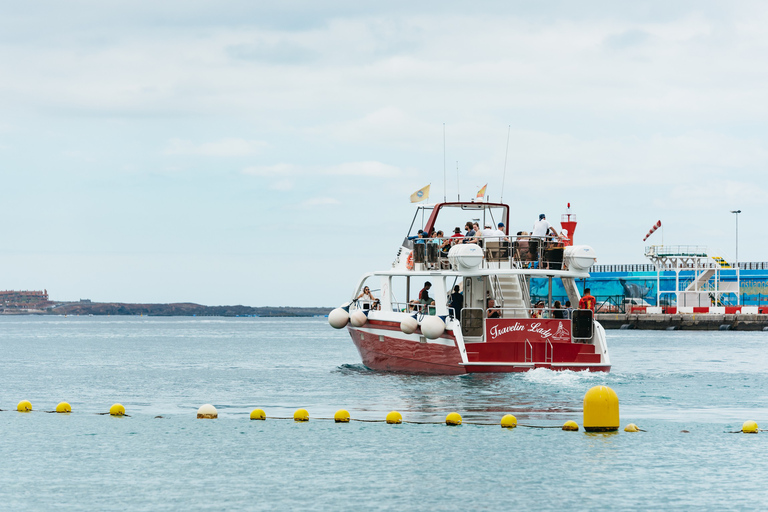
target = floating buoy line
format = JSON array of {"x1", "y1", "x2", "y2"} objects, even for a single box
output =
[{"x1": 1, "y1": 387, "x2": 764, "y2": 433}]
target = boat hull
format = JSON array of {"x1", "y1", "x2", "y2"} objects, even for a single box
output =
[{"x1": 348, "y1": 319, "x2": 610, "y2": 374}]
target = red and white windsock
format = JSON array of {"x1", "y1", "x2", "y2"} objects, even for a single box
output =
[{"x1": 643, "y1": 220, "x2": 661, "y2": 241}]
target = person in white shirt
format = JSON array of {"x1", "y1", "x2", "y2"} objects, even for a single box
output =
[
  {"x1": 492, "y1": 222, "x2": 508, "y2": 241},
  {"x1": 531, "y1": 214, "x2": 557, "y2": 267},
  {"x1": 532, "y1": 214, "x2": 558, "y2": 238}
]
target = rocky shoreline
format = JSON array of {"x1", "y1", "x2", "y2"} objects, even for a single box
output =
[{"x1": 2, "y1": 303, "x2": 332, "y2": 317}]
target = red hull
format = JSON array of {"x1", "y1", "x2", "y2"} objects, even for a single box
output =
[{"x1": 348, "y1": 320, "x2": 610, "y2": 375}]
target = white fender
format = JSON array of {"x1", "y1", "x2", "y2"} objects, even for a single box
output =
[
  {"x1": 420, "y1": 316, "x2": 445, "y2": 339},
  {"x1": 349, "y1": 310, "x2": 368, "y2": 327},
  {"x1": 400, "y1": 316, "x2": 418, "y2": 334},
  {"x1": 328, "y1": 308, "x2": 350, "y2": 329}
]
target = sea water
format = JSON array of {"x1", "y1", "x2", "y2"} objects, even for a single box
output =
[{"x1": 1, "y1": 316, "x2": 767, "y2": 510}]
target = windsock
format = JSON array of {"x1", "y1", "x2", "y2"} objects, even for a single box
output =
[{"x1": 643, "y1": 220, "x2": 661, "y2": 241}]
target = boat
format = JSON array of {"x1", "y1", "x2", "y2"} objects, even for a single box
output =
[{"x1": 328, "y1": 201, "x2": 610, "y2": 374}]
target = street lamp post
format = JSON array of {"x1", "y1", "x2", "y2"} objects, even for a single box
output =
[{"x1": 731, "y1": 210, "x2": 741, "y2": 305}]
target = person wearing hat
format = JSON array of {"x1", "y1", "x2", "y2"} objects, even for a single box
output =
[
  {"x1": 531, "y1": 214, "x2": 557, "y2": 266},
  {"x1": 532, "y1": 214, "x2": 557, "y2": 238}
]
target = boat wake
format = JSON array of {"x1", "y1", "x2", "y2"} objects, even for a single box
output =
[
  {"x1": 334, "y1": 363, "x2": 373, "y2": 375},
  {"x1": 522, "y1": 367, "x2": 605, "y2": 388}
]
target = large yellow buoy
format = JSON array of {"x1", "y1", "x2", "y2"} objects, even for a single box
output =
[
  {"x1": 197, "y1": 404, "x2": 218, "y2": 419},
  {"x1": 583, "y1": 385, "x2": 619, "y2": 432},
  {"x1": 250, "y1": 408, "x2": 266, "y2": 420},
  {"x1": 742, "y1": 420, "x2": 759, "y2": 434},
  {"x1": 55, "y1": 402, "x2": 72, "y2": 413},
  {"x1": 110, "y1": 404, "x2": 126, "y2": 416},
  {"x1": 386, "y1": 411, "x2": 402, "y2": 424},
  {"x1": 562, "y1": 420, "x2": 579, "y2": 431},
  {"x1": 500, "y1": 414, "x2": 517, "y2": 428},
  {"x1": 445, "y1": 412, "x2": 462, "y2": 426},
  {"x1": 17, "y1": 400, "x2": 32, "y2": 412},
  {"x1": 334, "y1": 409, "x2": 350, "y2": 423},
  {"x1": 294, "y1": 408, "x2": 309, "y2": 421}
]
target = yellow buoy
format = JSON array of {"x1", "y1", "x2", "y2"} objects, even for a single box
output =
[
  {"x1": 334, "y1": 409, "x2": 350, "y2": 423},
  {"x1": 742, "y1": 420, "x2": 759, "y2": 434},
  {"x1": 445, "y1": 412, "x2": 462, "y2": 426},
  {"x1": 562, "y1": 420, "x2": 579, "y2": 431},
  {"x1": 500, "y1": 414, "x2": 517, "y2": 428},
  {"x1": 109, "y1": 404, "x2": 126, "y2": 416},
  {"x1": 250, "y1": 408, "x2": 266, "y2": 420},
  {"x1": 294, "y1": 408, "x2": 309, "y2": 421},
  {"x1": 386, "y1": 411, "x2": 402, "y2": 424},
  {"x1": 583, "y1": 385, "x2": 619, "y2": 432},
  {"x1": 55, "y1": 402, "x2": 72, "y2": 413},
  {"x1": 197, "y1": 404, "x2": 218, "y2": 419},
  {"x1": 624, "y1": 423, "x2": 640, "y2": 432},
  {"x1": 17, "y1": 400, "x2": 32, "y2": 412}
]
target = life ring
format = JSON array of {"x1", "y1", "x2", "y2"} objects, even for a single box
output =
[{"x1": 406, "y1": 252, "x2": 414, "y2": 270}]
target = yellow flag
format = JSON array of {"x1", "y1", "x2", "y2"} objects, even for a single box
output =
[
  {"x1": 476, "y1": 184, "x2": 487, "y2": 200},
  {"x1": 410, "y1": 184, "x2": 430, "y2": 203}
]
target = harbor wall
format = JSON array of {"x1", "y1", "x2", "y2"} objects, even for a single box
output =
[{"x1": 597, "y1": 313, "x2": 768, "y2": 331}]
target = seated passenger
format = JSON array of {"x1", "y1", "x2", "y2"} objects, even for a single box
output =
[
  {"x1": 552, "y1": 300, "x2": 565, "y2": 318},
  {"x1": 487, "y1": 299, "x2": 501, "y2": 319}
]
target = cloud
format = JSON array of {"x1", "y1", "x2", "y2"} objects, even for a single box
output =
[
  {"x1": 163, "y1": 138, "x2": 268, "y2": 156},
  {"x1": 270, "y1": 179, "x2": 294, "y2": 191},
  {"x1": 242, "y1": 161, "x2": 402, "y2": 178},
  {"x1": 300, "y1": 197, "x2": 340, "y2": 208},
  {"x1": 226, "y1": 41, "x2": 317, "y2": 64}
]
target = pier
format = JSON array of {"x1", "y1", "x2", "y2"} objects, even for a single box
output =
[{"x1": 597, "y1": 312, "x2": 768, "y2": 330}]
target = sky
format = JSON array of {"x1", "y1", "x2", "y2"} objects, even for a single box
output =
[{"x1": 1, "y1": 1, "x2": 766, "y2": 307}]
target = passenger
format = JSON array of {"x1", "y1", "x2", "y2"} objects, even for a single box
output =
[
  {"x1": 531, "y1": 214, "x2": 556, "y2": 265},
  {"x1": 419, "y1": 281, "x2": 434, "y2": 306},
  {"x1": 357, "y1": 286, "x2": 375, "y2": 302},
  {"x1": 492, "y1": 222, "x2": 509, "y2": 241},
  {"x1": 449, "y1": 285, "x2": 463, "y2": 320},
  {"x1": 408, "y1": 229, "x2": 424, "y2": 241},
  {"x1": 532, "y1": 214, "x2": 558, "y2": 238},
  {"x1": 450, "y1": 227, "x2": 464, "y2": 241},
  {"x1": 436, "y1": 230, "x2": 451, "y2": 256},
  {"x1": 552, "y1": 300, "x2": 565, "y2": 319},
  {"x1": 565, "y1": 300, "x2": 573, "y2": 319},
  {"x1": 487, "y1": 299, "x2": 501, "y2": 319},
  {"x1": 579, "y1": 288, "x2": 596, "y2": 311},
  {"x1": 462, "y1": 222, "x2": 476, "y2": 243},
  {"x1": 357, "y1": 286, "x2": 375, "y2": 310},
  {"x1": 531, "y1": 301, "x2": 545, "y2": 318},
  {"x1": 481, "y1": 224, "x2": 495, "y2": 239}
]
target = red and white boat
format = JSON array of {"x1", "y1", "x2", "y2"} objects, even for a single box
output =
[{"x1": 329, "y1": 201, "x2": 610, "y2": 374}]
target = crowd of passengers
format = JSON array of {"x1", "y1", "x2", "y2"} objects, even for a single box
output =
[
  {"x1": 410, "y1": 213, "x2": 571, "y2": 263},
  {"x1": 357, "y1": 281, "x2": 596, "y2": 321}
]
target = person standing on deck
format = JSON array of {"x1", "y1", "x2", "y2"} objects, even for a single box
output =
[
  {"x1": 449, "y1": 285, "x2": 463, "y2": 320},
  {"x1": 579, "y1": 288, "x2": 596, "y2": 311}
]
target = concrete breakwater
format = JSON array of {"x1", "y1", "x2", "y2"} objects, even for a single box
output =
[{"x1": 597, "y1": 313, "x2": 768, "y2": 331}]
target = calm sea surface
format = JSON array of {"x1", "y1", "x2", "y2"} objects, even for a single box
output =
[{"x1": 1, "y1": 316, "x2": 767, "y2": 510}]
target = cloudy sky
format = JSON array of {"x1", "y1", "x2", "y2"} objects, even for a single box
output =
[{"x1": 1, "y1": 1, "x2": 766, "y2": 306}]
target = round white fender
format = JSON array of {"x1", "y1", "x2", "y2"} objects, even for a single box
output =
[
  {"x1": 400, "y1": 316, "x2": 418, "y2": 334},
  {"x1": 349, "y1": 310, "x2": 368, "y2": 327},
  {"x1": 420, "y1": 316, "x2": 445, "y2": 339},
  {"x1": 328, "y1": 308, "x2": 350, "y2": 329}
]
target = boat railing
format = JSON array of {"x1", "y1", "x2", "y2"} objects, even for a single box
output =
[
  {"x1": 411, "y1": 235, "x2": 569, "y2": 271},
  {"x1": 390, "y1": 301, "x2": 457, "y2": 317}
]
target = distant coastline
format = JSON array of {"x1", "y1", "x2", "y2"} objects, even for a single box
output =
[{"x1": 2, "y1": 302, "x2": 333, "y2": 317}]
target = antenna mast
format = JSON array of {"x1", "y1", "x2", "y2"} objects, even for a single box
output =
[
  {"x1": 443, "y1": 123, "x2": 446, "y2": 202},
  {"x1": 501, "y1": 125, "x2": 510, "y2": 202},
  {"x1": 456, "y1": 161, "x2": 460, "y2": 201}
]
